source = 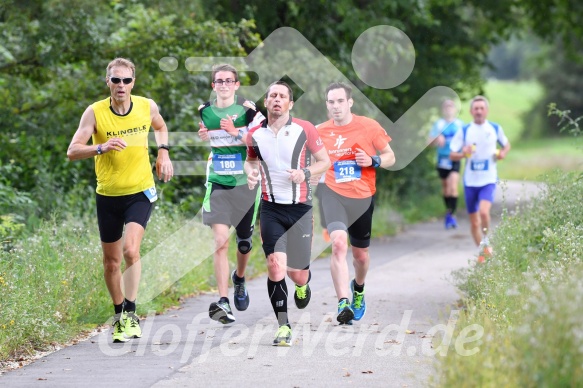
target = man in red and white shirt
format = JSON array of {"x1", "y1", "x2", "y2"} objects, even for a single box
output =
[{"x1": 245, "y1": 81, "x2": 330, "y2": 346}]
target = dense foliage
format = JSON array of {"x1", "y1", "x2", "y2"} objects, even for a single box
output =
[{"x1": 2, "y1": 0, "x2": 581, "y2": 226}]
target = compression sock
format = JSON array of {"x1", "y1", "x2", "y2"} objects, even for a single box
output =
[
  {"x1": 267, "y1": 278, "x2": 289, "y2": 326},
  {"x1": 450, "y1": 196, "x2": 458, "y2": 214}
]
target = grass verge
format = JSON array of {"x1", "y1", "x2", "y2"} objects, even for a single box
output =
[{"x1": 435, "y1": 170, "x2": 583, "y2": 386}]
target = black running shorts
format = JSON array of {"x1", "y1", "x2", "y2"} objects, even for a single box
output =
[
  {"x1": 259, "y1": 200, "x2": 313, "y2": 270},
  {"x1": 437, "y1": 161, "x2": 461, "y2": 179},
  {"x1": 96, "y1": 192, "x2": 153, "y2": 243},
  {"x1": 320, "y1": 185, "x2": 374, "y2": 248}
]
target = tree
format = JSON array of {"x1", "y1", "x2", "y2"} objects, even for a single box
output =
[
  {"x1": 202, "y1": 0, "x2": 522, "y2": 197},
  {"x1": 0, "y1": 0, "x2": 260, "y2": 218},
  {"x1": 523, "y1": 40, "x2": 583, "y2": 138}
]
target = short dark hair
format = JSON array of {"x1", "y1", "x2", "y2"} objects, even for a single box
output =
[
  {"x1": 211, "y1": 63, "x2": 238, "y2": 82},
  {"x1": 266, "y1": 81, "x2": 293, "y2": 101},
  {"x1": 325, "y1": 82, "x2": 352, "y2": 100}
]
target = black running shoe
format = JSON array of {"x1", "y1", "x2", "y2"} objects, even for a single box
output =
[
  {"x1": 294, "y1": 283, "x2": 311, "y2": 309},
  {"x1": 231, "y1": 270, "x2": 250, "y2": 311},
  {"x1": 209, "y1": 300, "x2": 235, "y2": 324},
  {"x1": 337, "y1": 299, "x2": 354, "y2": 325}
]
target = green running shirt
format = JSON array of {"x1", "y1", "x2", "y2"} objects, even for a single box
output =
[{"x1": 199, "y1": 95, "x2": 263, "y2": 186}]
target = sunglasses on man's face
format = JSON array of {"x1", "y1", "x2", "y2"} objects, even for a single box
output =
[{"x1": 110, "y1": 77, "x2": 134, "y2": 85}]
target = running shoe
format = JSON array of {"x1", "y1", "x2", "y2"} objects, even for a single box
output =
[
  {"x1": 351, "y1": 279, "x2": 367, "y2": 321},
  {"x1": 123, "y1": 311, "x2": 142, "y2": 338},
  {"x1": 231, "y1": 270, "x2": 250, "y2": 311},
  {"x1": 444, "y1": 213, "x2": 452, "y2": 229},
  {"x1": 209, "y1": 300, "x2": 235, "y2": 324},
  {"x1": 478, "y1": 238, "x2": 494, "y2": 261},
  {"x1": 272, "y1": 325, "x2": 292, "y2": 346},
  {"x1": 337, "y1": 299, "x2": 354, "y2": 325},
  {"x1": 450, "y1": 215, "x2": 458, "y2": 229},
  {"x1": 294, "y1": 283, "x2": 311, "y2": 309},
  {"x1": 112, "y1": 314, "x2": 129, "y2": 343}
]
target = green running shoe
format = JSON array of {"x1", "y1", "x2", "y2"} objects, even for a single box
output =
[
  {"x1": 123, "y1": 311, "x2": 142, "y2": 338},
  {"x1": 272, "y1": 325, "x2": 292, "y2": 347},
  {"x1": 112, "y1": 314, "x2": 129, "y2": 343}
]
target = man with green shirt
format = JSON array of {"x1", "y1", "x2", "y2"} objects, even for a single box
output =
[{"x1": 198, "y1": 63, "x2": 264, "y2": 324}]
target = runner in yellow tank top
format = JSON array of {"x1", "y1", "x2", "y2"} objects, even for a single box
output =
[
  {"x1": 92, "y1": 94, "x2": 155, "y2": 196},
  {"x1": 67, "y1": 58, "x2": 174, "y2": 343}
]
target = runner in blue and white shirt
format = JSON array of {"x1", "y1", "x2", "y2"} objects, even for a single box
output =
[
  {"x1": 429, "y1": 99, "x2": 464, "y2": 229},
  {"x1": 450, "y1": 95, "x2": 511, "y2": 247}
]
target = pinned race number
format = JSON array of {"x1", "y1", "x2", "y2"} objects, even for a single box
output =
[
  {"x1": 470, "y1": 159, "x2": 489, "y2": 171},
  {"x1": 437, "y1": 156, "x2": 453, "y2": 170},
  {"x1": 334, "y1": 160, "x2": 361, "y2": 183},
  {"x1": 143, "y1": 186, "x2": 158, "y2": 203},
  {"x1": 213, "y1": 153, "x2": 243, "y2": 175}
]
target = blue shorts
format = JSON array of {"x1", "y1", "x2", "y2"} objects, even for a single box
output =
[{"x1": 464, "y1": 184, "x2": 496, "y2": 214}]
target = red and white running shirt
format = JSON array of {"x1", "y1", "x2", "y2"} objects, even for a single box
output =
[{"x1": 247, "y1": 116, "x2": 324, "y2": 204}]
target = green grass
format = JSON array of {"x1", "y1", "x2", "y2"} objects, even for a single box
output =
[
  {"x1": 0, "y1": 210, "x2": 267, "y2": 362},
  {"x1": 437, "y1": 170, "x2": 583, "y2": 386},
  {"x1": 497, "y1": 137, "x2": 583, "y2": 180}
]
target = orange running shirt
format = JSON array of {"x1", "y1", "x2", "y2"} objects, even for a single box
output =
[{"x1": 318, "y1": 114, "x2": 391, "y2": 198}]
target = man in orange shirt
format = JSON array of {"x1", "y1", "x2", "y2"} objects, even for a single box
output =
[{"x1": 317, "y1": 82, "x2": 395, "y2": 325}]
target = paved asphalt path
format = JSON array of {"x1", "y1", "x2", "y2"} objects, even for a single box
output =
[{"x1": 0, "y1": 181, "x2": 541, "y2": 387}]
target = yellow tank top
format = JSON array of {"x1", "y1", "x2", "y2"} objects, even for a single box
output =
[{"x1": 92, "y1": 96, "x2": 155, "y2": 196}]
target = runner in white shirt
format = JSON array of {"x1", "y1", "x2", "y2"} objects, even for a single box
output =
[
  {"x1": 245, "y1": 81, "x2": 330, "y2": 346},
  {"x1": 450, "y1": 95, "x2": 511, "y2": 248}
]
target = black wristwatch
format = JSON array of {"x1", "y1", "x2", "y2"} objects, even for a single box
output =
[
  {"x1": 158, "y1": 144, "x2": 170, "y2": 151},
  {"x1": 302, "y1": 168, "x2": 311, "y2": 181},
  {"x1": 371, "y1": 155, "x2": 381, "y2": 168}
]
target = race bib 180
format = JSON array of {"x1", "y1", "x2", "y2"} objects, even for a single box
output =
[{"x1": 213, "y1": 153, "x2": 243, "y2": 175}]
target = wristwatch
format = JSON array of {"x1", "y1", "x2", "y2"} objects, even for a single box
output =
[
  {"x1": 302, "y1": 168, "x2": 311, "y2": 181},
  {"x1": 371, "y1": 155, "x2": 381, "y2": 168},
  {"x1": 234, "y1": 130, "x2": 244, "y2": 141},
  {"x1": 158, "y1": 144, "x2": 170, "y2": 151},
  {"x1": 96, "y1": 144, "x2": 102, "y2": 155}
]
